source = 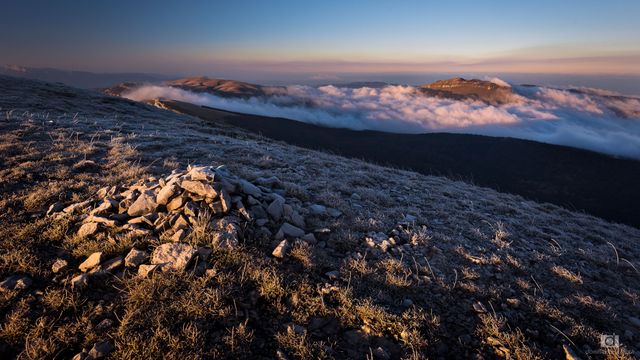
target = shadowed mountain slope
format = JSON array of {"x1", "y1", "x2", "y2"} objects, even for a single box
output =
[{"x1": 161, "y1": 100, "x2": 640, "y2": 228}]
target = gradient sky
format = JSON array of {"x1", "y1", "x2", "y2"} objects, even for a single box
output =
[{"x1": 1, "y1": 0, "x2": 639, "y2": 76}]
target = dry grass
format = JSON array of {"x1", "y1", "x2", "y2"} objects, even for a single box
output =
[{"x1": 0, "y1": 76, "x2": 639, "y2": 358}]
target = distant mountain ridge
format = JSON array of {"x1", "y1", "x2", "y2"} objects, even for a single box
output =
[
  {"x1": 105, "y1": 76, "x2": 521, "y2": 106},
  {"x1": 420, "y1": 77, "x2": 517, "y2": 105},
  {"x1": 164, "y1": 76, "x2": 281, "y2": 98},
  {"x1": 0, "y1": 65, "x2": 168, "y2": 89}
]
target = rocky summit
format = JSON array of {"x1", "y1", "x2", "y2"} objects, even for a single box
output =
[
  {"x1": 420, "y1": 77, "x2": 516, "y2": 105},
  {"x1": 47, "y1": 164, "x2": 322, "y2": 282}
]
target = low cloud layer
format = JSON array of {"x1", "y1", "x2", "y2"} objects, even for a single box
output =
[{"x1": 124, "y1": 81, "x2": 640, "y2": 159}]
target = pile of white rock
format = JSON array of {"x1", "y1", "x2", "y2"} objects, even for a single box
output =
[{"x1": 47, "y1": 165, "x2": 321, "y2": 288}]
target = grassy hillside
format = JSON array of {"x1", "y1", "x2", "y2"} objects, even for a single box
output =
[{"x1": 0, "y1": 76, "x2": 638, "y2": 359}]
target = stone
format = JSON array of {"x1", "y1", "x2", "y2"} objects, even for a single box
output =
[
  {"x1": 125, "y1": 249, "x2": 148, "y2": 268},
  {"x1": 79, "y1": 252, "x2": 104, "y2": 272},
  {"x1": 272, "y1": 240, "x2": 289, "y2": 258},
  {"x1": 473, "y1": 302, "x2": 488, "y2": 313},
  {"x1": 151, "y1": 243, "x2": 197, "y2": 272},
  {"x1": 210, "y1": 218, "x2": 240, "y2": 248},
  {"x1": 239, "y1": 179, "x2": 261, "y2": 197},
  {"x1": 71, "y1": 273, "x2": 89, "y2": 289},
  {"x1": 183, "y1": 201, "x2": 199, "y2": 218},
  {"x1": 52, "y1": 258, "x2": 68, "y2": 273},
  {"x1": 301, "y1": 233, "x2": 317, "y2": 244},
  {"x1": 309, "y1": 204, "x2": 327, "y2": 215},
  {"x1": 47, "y1": 202, "x2": 65, "y2": 215},
  {"x1": 138, "y1": 264, "x2": 159, "y2": 278},
  {"x1": 127, "y1": 191, "x2": 158, "y2": 217},
  {"x1": 88, "y1": 340, "x2": 114, "y2": 359},
  {"x1": 219, "y1": 189, "x2": 232, "y2": 213},
  {"x1": 90, "y1": 256, "x2": 123, "y2": 275},
  {"x1": 249, "y1": 205, "x2": 267, "y2": 219},
  {"x1": 83, "y1": 215, "x2": 118, "y2": 227},
  {"x1": 288, "y1": 211, "x2": 305, "y2": 228},
  {"x1": 235, "y1": 201, "x2": 252, "y2": 221},
  {"x1": 351, "y1": 193, "x2": 362, "y2": 201},
  {"x1": 276, "y1": 223, "x2": 305, "y2": 239},
  {"x1": 89, "y1": 199, "x2": 116, "y2": 216},
  {"x1": 267, "y1": 197, "x2": 285, "y2": 221},
  {"x1": 209, "y1": 201, "x2": 225, "y2": 214},
  {"x1": 187, "y1": 165, "x2": 215, "y2": 181},
  {"x1": 166, "y1": 195, "x2": 187, "y2": 211},
  {"x1": 156, "y1": 184, "x2": 178, "y2": 205},
  {"x1": 172, "y1": 214, "x2": 190, "y2": 231},
  {"x1": 128, "y1": 216, "x2": 153, "y2": 226},
  {"x1": 255, "y1": 176, "x2": 282, "y2": 187},
  {"x1": 96, "y1": 186, "x2": 110, "y2": 199},
  {"x1": 0, "y1": 275, "x2": 32, "y2": 291},
  {"x1": 78, "y1": 222, "x2": 99, "y2": 238},
  {"x1": 171, "y1": 229, "x2": 188, "y2": 242},
  {"x1": 180, "y1": 180, "x2": 218, "y2": 198},
  {"x1": 327, "y1": 208, "x2": 342, "y2": 218},
  {"x1": 63, "y1": 200, "x2": 92, "y2": 214}
]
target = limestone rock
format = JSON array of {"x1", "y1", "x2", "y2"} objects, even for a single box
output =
[
  {"x1": 71, "y1": 273, "x2": 89, "y2": 289},
  {"x1": 301, "y1": 233, "x2": 317, "y2": 244},
  {"x1": 89, "y1": 199, "x2": 116, "y2": 216},
  {"x1": 219, "y1": 189, "x2": 232, "y2": 213},
  {"x1": 276, "y1": 222, "x2": 305, "y2": 239},
  {"x1": 180, "y1": 180, "x2": 218, "y2": 198},
  {"x1": 267, "y1": 197, "x2": 285, "y2": 221},
  {"x1": 272, "y1": 240, "x2": 289, "y2": 258},
  {"x1": 151, "y1": 243, "x2": 197, "y2": 272},
  {"x1": 127, "y1": 191, "x2": 158, "y2": 217},
  {"x1": 125, "y1": 248, "x2": 148, "y2": 268},
  {"x1": 52, "y1": 258, "x2": 68, "y2": 273},
  {"x1": 171, "y1": 229, "x2": 188, "y2": 242},
  {"x1": 156, "y1": 183, "x2": 178, "y2": 205},
  {"x1": 138, "y1": 264, "x2": 159, "y2": 278},
  {"x1": 88, "y1": 340, "x2": 113, "y2": 359},
  {"x1": 83, "y1": 215, "x2": 117, "y2": 227},
  {"x1": 79, "y1": 252, "x2": 104, "y2": 272},
  {"x1": 210, "y1": 218, "x2": 240, "y2": 248},
  {"x1": 166, "y1": 194, "x2": 187, "y2": 211},
  {"x1": 327, "y1": 208, "x2": 342, "y2": 218},
  {"x1": 187, "y1": 165, "x2": 215, "y2": 181},
  {"x1": 309, "y1": 204, "x2": 327, "y2": 215},
  {"x1": 0, "y1": 275, "x2": 32, "y2": 291},
  {"x1": 78, "y1": 222, "x2": 99, "y2": 238},
  {"x1": 239, "y1": 179, "x2": 261, "y2": 197},
  {"x1": 47, "y1": 202, "x2": 65, "y2": 216},
  {"x1": 63, "y1": 200, "x2": 92, "y2": 214},
  {"x1": 90, "y1": 256, "x2": 123, "y2": 275}
]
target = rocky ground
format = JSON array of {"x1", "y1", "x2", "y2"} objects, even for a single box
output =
[{"x1": 0, "y1": 75, "x2": 639, "y2": 359}]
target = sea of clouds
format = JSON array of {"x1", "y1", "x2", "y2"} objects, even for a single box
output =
[{"x1": 124, "y1": 79, "x2": 640, "y2": 159}]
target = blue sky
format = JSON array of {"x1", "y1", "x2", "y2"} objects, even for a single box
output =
[{"x1": 1, "y1": 0, "x2": 639, "y2": 76}]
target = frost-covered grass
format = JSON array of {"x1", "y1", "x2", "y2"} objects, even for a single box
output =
[{"x1": 0, "y1": 76, "x2": 638, "y2": 359}]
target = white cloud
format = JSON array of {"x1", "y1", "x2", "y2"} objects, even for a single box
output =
[
  {"x1": 123, "y1": 83, "x2": 640, "y2": 159},
  {"x1": 484, "y1": 76, "x2": 511, "y2": 88}
]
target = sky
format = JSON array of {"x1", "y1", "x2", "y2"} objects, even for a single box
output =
[{"x1": 1, "y1": 0, "x2": 639, "y2": 80}]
